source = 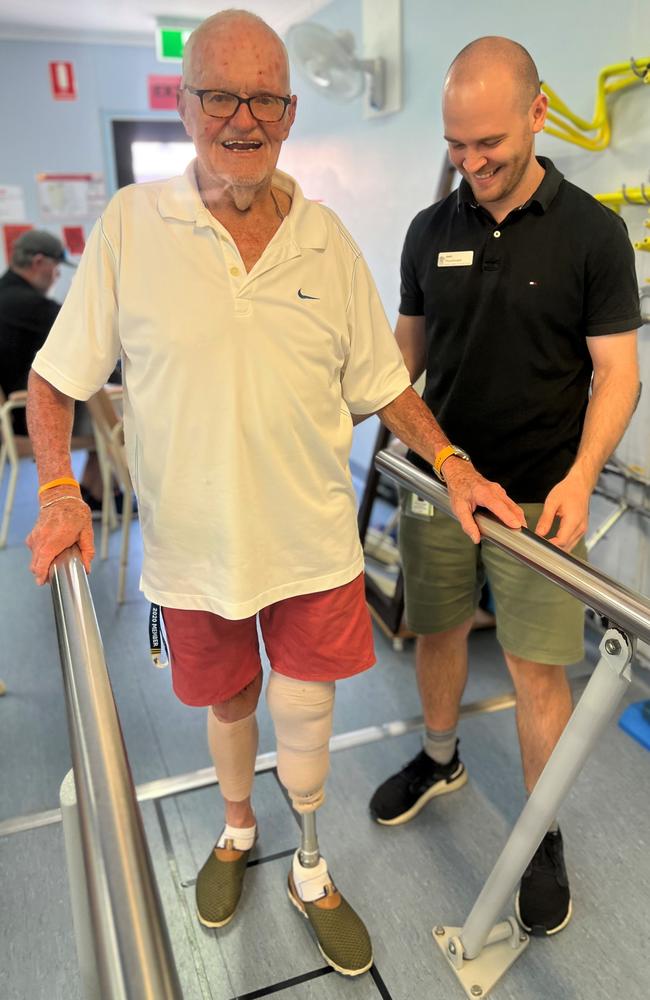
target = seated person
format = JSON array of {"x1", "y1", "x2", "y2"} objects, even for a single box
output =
[
  {"x1": 0, "y1": 230, "x2": 106, "y2": 507},
  {"x1": 0, "y1": 230, "x2": 65, "y2": 435}
]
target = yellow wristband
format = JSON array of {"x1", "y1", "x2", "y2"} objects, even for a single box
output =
[
  {"x1": 38, "y1": 477, "x2": 80, "y2": 496},
  {"x1": 433, "y1": 445, "x2": 457, "y2": 478}
]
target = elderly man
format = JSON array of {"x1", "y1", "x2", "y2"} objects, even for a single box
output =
[
  {"x1": 370, "y1": 36, "x2": 641, "y2": 938},
  {"x1": 0, "y1": 231, "x2": 67, "y2": 434},
  {"x1": 26, "y1": 13, "x2": 523, "y2": 975},
  {"x1": 0, "y1": 230, "x2": 106, "y2": 503}
]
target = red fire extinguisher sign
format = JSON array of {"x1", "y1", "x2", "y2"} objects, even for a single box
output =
[{"x1": 49, "y1": 61, "x2": 77, "y2": 101}]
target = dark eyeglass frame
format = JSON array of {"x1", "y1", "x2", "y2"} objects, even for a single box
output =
[{"x1": 183, "y1": 86, "x2": 291, "y2": 122}]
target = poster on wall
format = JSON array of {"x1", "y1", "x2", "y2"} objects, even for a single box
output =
[
  {"x1": 3, "y1": 224, "x2": 33, "y2": 261},
  {"x1": 36, "y1": 172, "x2": 105, "y2": 221},
  {"x1": 0, "y1": 184, "x2": 27, "y2": 223},
  {"x1": 63, "y1": 225, "x2": 86, "y2": 256}
]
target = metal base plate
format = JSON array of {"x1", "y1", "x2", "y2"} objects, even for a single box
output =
[{"x1": 432, "y1": 923, "x2": 529, "y2": 999}]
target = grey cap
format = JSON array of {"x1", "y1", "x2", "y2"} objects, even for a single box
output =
[{"x1": 12, "y1": 229, "x2": 74, "y2": 266}]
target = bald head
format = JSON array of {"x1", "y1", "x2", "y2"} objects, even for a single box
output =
[
  {"x1": 445, "y1": 36, "x2": 539, "y2": 113},
  {"x1": 182, "y1": 9, "x2": 290, "y2": 91}
]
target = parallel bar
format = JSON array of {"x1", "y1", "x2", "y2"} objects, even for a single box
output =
[
  {"x1": 376, "y1": 451, "x2": 650, "y2": 645},
  {"x1": 50, "y1": 549, "x2": 182, "y2": 1000}
]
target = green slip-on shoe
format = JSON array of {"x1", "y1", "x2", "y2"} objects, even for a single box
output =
[
  {"x1": 196, "y1": 837, "x2": 254, "y2": 928},
  {"x1": 288, "y1": 870, "x2": 373, "y2": 976}
]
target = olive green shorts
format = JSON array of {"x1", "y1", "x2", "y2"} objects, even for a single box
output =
[{"x1": 398, "y1": 492, "x2": 587, "y2": 665}]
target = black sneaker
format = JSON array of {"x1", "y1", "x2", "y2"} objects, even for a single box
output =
[
  {"x1": 515, "y1": 828, "x2": 572, "y2": 936},
  {"x1": 369, "y1": 742, "x2": 467, "y2": 826}
]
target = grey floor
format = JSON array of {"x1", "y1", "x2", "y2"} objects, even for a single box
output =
[{"x1": 1, "y1": 458, "x2": 650, "y2": 1000}]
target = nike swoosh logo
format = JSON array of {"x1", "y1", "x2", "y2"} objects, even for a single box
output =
[{"x1": 297, "y1": 288, "x2": 320, "y2": 300}]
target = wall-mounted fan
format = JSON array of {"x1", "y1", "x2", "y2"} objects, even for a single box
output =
[{"x1": 286, "y1": 22, "x2": 385, "y2": 110}]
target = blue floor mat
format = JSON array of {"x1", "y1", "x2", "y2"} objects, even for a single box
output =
[{"x1": 618, "y1": 700, "x2": 650, "y2": 751}]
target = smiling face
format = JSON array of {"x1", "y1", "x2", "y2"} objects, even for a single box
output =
[
  {"x1": 443, "y1": 58, "x2": 547, "y2": 218},
  {"x1": 178, "y1": 14, "x2": 296, "y2": 199}
]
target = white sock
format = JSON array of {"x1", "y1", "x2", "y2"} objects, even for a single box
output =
[
  {"x1": 424, "y1": 727, "x2": 457, "y2": 765},
  {"x1": 217, "y1": 822, "x2": 256, "y2": 851},
  {"x1": 292, "y1": 850, "x2": 331, "y2": 901}
]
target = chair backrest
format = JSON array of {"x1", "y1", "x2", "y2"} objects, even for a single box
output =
[
  {"x1": 85, "y1": 387, "x2": 131, "y2": 492},
  {"x1": 0, "y1": 388, "x2": 33, "y2": 458}
]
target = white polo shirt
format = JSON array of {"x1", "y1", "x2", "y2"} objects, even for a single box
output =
[{"x1": 34, "y1": 164, "x2": 410, "y2": 617}]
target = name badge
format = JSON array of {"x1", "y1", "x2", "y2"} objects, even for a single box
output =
[
  {"x1": 438, "y1": 251, "x2": 474, "y2": 267},
  {"x1": 410, "y1": 494, "x2": 434, "y2": 517}
]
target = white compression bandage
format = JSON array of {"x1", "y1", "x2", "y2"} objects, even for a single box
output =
[
  {"x1": 207, "y1": 707, "x2": 259, "y2": 802},
  {"x1": 266, "y1": 671, "x2": 335, "y2": 813}
]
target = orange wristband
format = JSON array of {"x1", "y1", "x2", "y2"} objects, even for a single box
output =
[{"x1": 38, "y1": 477, "x2": 80, "y2": 496}]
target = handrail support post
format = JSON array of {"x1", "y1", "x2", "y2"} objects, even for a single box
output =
[{"x1": 432, "y1": 626, "x2": 634, "y2": 998}]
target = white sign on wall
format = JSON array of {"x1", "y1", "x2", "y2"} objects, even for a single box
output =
[
  {"x1": 36, "y1": 172, "x2": 105, "y2": 221},
  {"x1": 0, "y1": 184, "x2": 26, "y2": 222}
]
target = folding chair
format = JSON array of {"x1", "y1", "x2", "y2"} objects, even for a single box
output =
[{"x1": 84, "y1": 386, "x2": 136, "y2": 603}]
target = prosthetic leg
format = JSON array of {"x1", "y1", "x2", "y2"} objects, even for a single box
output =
[{"x1": 266, "y1": 670, "x2": 373, "y2": 976}]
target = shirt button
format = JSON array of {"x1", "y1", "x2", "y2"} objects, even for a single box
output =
[
  {"x1": 493, "y1": 230, "x2": 501, "y2": 238},
  {"x1": 229, "y1": 266, "x2": 241, "y2": 277}
]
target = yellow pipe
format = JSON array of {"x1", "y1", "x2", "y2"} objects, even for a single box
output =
[
  {"x1": 545, "y1": 117, "x2": 610, "y2": 151},
  {"x1": 540, "y1": 57, "x2": 649, "y2": 150},
  {"x1": 543, "y1": 71, "x2": 629, "y2": 131},
  {"x1": 595, "y1": 188, "x2": 650, "y2": 208},
  {"x1": 545, "y1": 110, "x2": 600, "y2": 141},
  {"x1": 542, "y1": 81, "x2": 597, "y2": 131},
  {"x1": 633, "y1": 236, "x2": 650, "y2": 252}
]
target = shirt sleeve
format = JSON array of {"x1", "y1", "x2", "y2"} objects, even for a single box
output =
[
  {"x1": 32, "y1": 215, "x2": 121, "y2": 400},
  {"x1": 341, "y1": 253, "x2": 411, "y2": 415},
  {"x1": 399, "y1": 216, "x2": 425, "y2": 317},
  {"x1": 584, "y1": 212, "x2": 643, "y2": 337}
]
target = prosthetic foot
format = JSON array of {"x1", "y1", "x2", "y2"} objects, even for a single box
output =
[{"x1": 287, "y1": 814, "x2": 373, "y2": 976}]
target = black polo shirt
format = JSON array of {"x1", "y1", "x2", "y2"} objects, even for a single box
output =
[
  {"x1": 0, "y1": 269, "x2": 60, "y2": 433},
  {"x1": 400, "y1": 157, "x2": 642, "y2": 502}
]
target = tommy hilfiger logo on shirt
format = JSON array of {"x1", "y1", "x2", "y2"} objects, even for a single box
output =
[{"x1": 297, "y1": 288, "x2": 320, "y2": 300}]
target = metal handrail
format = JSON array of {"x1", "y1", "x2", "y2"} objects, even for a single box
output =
[
  {"x1": 50, "y1": 548, "x2": 182, "y2": 999},
  {"x1": 375, "y1": 451, "x2": 650, "y2": 644}
]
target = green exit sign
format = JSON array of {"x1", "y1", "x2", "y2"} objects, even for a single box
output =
[{"x1": 155, "y1": 19, "x2": 200, "y2": 63}]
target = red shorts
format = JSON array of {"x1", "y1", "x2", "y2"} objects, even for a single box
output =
[{"x1": 162, "y1": 573, "x2": 375, "y2": 706}]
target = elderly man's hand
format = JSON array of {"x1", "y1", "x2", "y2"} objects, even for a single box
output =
[
  {"x1": 443, "y1": 459, "x2": 526, "y2": 543},
  {"x1": 26, "y1": 497, "x2": 95, "y2": 585}
]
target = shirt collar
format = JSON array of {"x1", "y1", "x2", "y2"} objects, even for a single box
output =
[
  {"x1": 157, "y1": 160, "x2": 328, "y2": 250},
  {"x1": 456, "y1": 156, "x2": 564, "y2": 215}
]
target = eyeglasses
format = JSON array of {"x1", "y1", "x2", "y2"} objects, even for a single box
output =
[{"x1": 183, "y1": 87, "x2": 291, "y2": 123}]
